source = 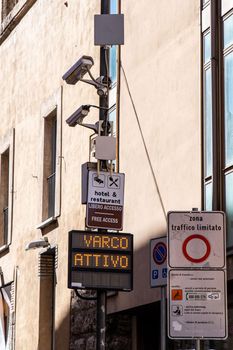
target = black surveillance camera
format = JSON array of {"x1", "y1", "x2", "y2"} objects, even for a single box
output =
[
  {"x1": 62, "y1": 55, "x2": 94, "y2": 85},
  {"x1": 66, "y1": 105, "x2": 90, "y2": 127}
]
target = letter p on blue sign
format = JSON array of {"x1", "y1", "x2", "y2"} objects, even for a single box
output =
[{"x1": 152, "y1": 269, "x2": 159, "y2": 279}]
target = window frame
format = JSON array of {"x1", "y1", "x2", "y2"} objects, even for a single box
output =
[
  {"x1": 222, "y1": 10, "x2": 233, "y2": 249},
  {"x1": 0, "y1": 128, "x2": 15, "y2": 252},
  {"x1": 201, "y1": 1, "x2": 233, "y2": 251},
  {"x1": 0, "y1": 0, "x2": 37, "y2": 45},
  {"x1": 109, "y1": 0, "x2": 120, "y2": 171},
  {"x1": 37, "y1": 87, "x2": 62, "y2": 230}
]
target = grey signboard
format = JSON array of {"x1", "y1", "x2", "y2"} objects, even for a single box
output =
[
  {"x1": 168, "y1": 211, "x2": 226, "y2": 269},
  {"x1": 168, "y1": 269, "x2": 227, "y2": 339}
]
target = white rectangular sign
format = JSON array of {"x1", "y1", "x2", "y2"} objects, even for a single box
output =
[
  {"x1": 150, "y1": 237, "x2": 167, "y2": 287},
  {"x1": 168, "y1": 211, "x2": 226, "y2": 269},
  {"x1": 86, "y1": 171, "x2": 125, "y2": 230},
  {"x1": 168, "y1": 269, "x2": 227, "y2": 339}
]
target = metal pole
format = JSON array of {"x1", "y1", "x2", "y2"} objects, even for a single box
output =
[
  {"x1": 210, "y1": 0, "x2": 220, "y2": 212},
  {"x1": 160, "y1": 286, "x2": 166, "y2": 350},
  {"x1": 96, "y1": 2, "x2": 109, "y2": 350},
  {"x1": 192, "y1": 209, "x2": 201, "y2": 350},
  {"x1": 196, "y1": 339, "x2": 201, "y2": 350},
  {"x1": 97, "y1": 290, "x2": 106, "y2": 350}
]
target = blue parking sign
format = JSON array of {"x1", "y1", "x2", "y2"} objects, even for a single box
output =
[{"x1": 151, "y1": 236, "x2": 167, "y2": 287}]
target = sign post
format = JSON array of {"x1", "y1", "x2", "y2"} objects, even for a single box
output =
[
  {"x1": 151, "y1": 237, "x2": 167, "y2": 350},
  {"x1": 167, "y1": 210, "x2": 227, "y2": 344}
]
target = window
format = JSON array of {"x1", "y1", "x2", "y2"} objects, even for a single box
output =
[
  {"x1": 37, "y1": 88, "x2": 62, "y2": 229},
  {"x1": 42, "y1": 111, "x2": 57, "y2": 220},
  {"x1": 223, "y1": 13, "x2": 233, "y2": 247},
  {"x1": 201, "y1": 3, "x2": 233, "y2": 248},
  {"x1": 203, "y1": 31, "x2": 212, "y2": 211},
  {"x1": 108, "y1": 0, "x2": 120, "y2": 168},
  {"x1": 0, "y1": 129, "x2": 14, "y2": 250},
  {"x1": 0, "y1": 149, "x2": 9, "y2": 246}
]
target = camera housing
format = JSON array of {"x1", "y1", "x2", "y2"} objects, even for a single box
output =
[
  {"x1": 62, "y1": 55, "x2": 94, "y2": 85},
  {"x1": 66, "y1": 105, "x2": 90, "y2": 127}
]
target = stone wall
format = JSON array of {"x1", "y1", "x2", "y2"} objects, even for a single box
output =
[{"x1": 70, "y1": 291, "x2": 132, "y2": 350}]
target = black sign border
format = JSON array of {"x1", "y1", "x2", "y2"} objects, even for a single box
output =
[{"x1": 68, "y1": 230, "x2": 133, "y2": 291}]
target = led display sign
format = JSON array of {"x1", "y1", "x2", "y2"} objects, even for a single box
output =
[{"x1": 68, "y1": 230, "x2": 133, "y2": 291}]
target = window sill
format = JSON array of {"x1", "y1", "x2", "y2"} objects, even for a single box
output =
[
  {"x1": 0, "y1": 0, "x2": 37, "y2": 45},
  {"x1": 36, "y1": 217, "x2": 57, "y2": 230},
  {"x1": 0, "y1": 244, "x2": 10, "y2": 254}
]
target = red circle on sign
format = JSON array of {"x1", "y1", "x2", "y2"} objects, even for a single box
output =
[{"x1": 182, "y1": 234, "x2": 211, "y2": 263}]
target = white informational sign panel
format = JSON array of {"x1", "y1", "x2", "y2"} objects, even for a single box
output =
[
  {"x1": 168, "y1": 211, "x2": 226, "y2": 269},
  {"x1": 150, "y1": 237, "x2": 167, "y2": 287},
  {"x1": 86, "y1": 171, "x2": 125, "y2": 230},
  {"x1": 168, "y1": 269, "x2": 227, "y2": 339}
]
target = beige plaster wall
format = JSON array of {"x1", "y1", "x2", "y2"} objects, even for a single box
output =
[
  {"x1": 0, "y1": 0, "x2": 100, "y2": 349},
  {"x1": 0, "y1": 0, "x2": 201, "y2": 347}
]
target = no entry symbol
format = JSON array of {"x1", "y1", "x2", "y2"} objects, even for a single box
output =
[
  {"x1": 153, "y1": 242, "x2": 167, "y2": 265},
  {"x1": 182, "y1": 234, "x2": 211, "y2": 264}
]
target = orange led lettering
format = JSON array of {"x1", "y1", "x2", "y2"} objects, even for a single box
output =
[
  {"x1": 93, "y1": 236, "x2": 102, "y2": 248},
  {"x1": 121, "y1": 238, "x2": 128, "y2": 249},
  {"x1": 93, "y1": 254, "x2": 101, "y2": 266},
  {"x1": 103, "y1": 255, "x2": 109, "y2": 267},
  {"x1": 83, "y1": 253, "x2": 92, "y2": 266},
  {"x1": 120, "y1": 256, "x2": 128, "y2": 268},
  {"x1": 111, "y1": 255, "x2": 120, "y2": 267},
  {"x1": 74, "y1": 253, "x2": 83, "y2": 266},
  {"x1": 102, "y1": 236, "x2": 110, "y2": 248},
  {"x1": 84, "y1": 235, "x2": 92, "y2": 247},
  {"x1": 111, "y1": 237, "x2": 119, "y2": 249}
]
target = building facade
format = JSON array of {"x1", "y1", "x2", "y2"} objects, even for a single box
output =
[{"x1": 0, "y1": 0, "x2": 233, "y2": 349}]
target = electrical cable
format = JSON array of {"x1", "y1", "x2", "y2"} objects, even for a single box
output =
[
  {"x1": 103, "y1": 46, "x2": 110, "y2": 135},
  {"x1": 86, "y1": 66, "x2": 108, "y2": 88},
  {"x1": 120, "y1": 62, "x2": 167, "y2": 222}
]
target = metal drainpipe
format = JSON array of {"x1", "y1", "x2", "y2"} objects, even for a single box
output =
[{"x1": 210, "y1": 0, "x2": 221, "y2": 212}]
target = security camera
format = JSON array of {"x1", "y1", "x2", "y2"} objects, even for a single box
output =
[
  {"x1": 25, "y1": 237, "x2": 50, "y2": 251},
  {"x1": 66, "y1": 105, "x2": 90, "y2": 127},
  {"x1": 62, "y1": 55, "x2": 94, "y2": 85},
  {"x1": 66, "y1": 105, "x2": 101, "y2": 133}
]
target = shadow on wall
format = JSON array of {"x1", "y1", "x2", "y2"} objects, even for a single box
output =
[
  {"x1": 36, "y1": 234, "x2": 167, "y2": 350},
  {"x1": 55, "y1": 312, "x2": 71, "y2": 350},
  {"x1": 36, "y1": 305, "x2": 70, "y2": 350}
]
